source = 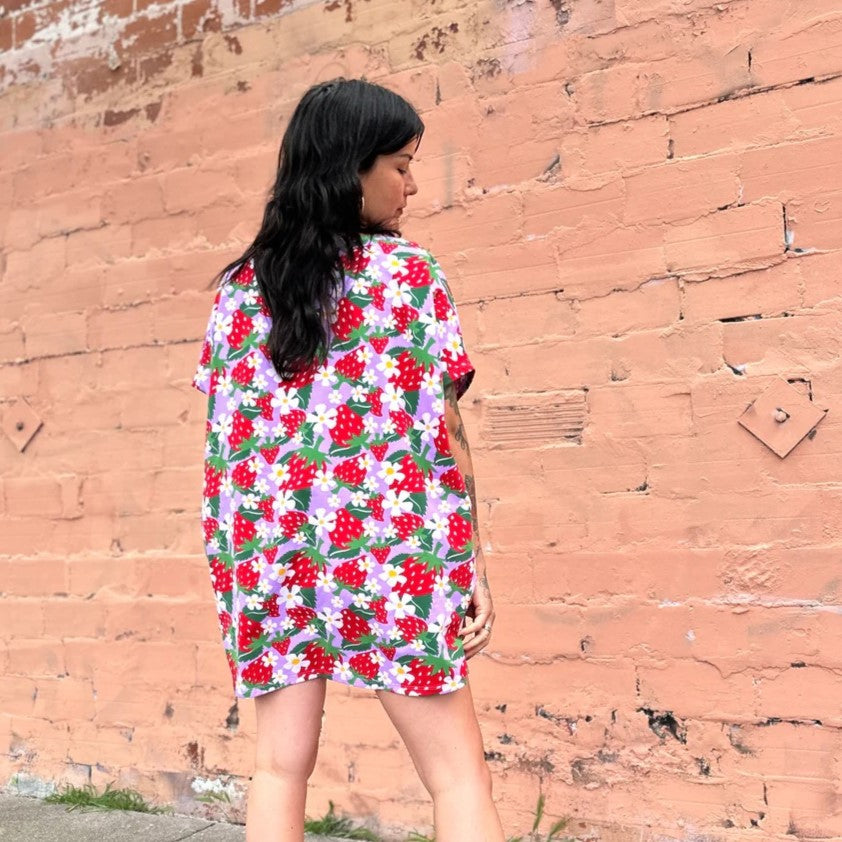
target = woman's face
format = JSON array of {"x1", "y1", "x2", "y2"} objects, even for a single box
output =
[{"x1": 359, "y1": 137, "x2": 419, "y2": 229}]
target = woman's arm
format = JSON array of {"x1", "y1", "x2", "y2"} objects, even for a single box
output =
[{"x1": 443, "y1": 381, "x2": 495, "y2": 658}]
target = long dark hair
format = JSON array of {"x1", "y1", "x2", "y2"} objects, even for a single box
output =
[{"x1": 216, "y1": 78, "x2": 424, "y2": 381}]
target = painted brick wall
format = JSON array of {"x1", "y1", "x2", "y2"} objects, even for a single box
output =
[{"x1": 2, "y1": 0, "x2": 842, "y2": 838}]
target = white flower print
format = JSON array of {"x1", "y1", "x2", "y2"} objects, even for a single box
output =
[
  {"x1": 309, "y1": 507, "x2": 337, "y2": 535},
  {"x1": 413, "y1": 412, "x2": 438, "y2": 441},
  {"x1": 385, "y1": 592, "x2": 416, "y2": 619},
  {"x1": 391, "y1": 663, "x2": 413, "y2": 683},
  {"x1": 384, "y1": 489, "x2": 413, "y2": 516},
  {"x1": 379, "y1": 564, "x2": 406, "y2": 588},
  {"x1": 386, "y1": 281, "x2": 411, "y2": 307},
  {"x1": 272, "y1": 389, "x2": 300, "y2": 414},
  {"x1": 306, "y1": 403, "x2": 338, "y2": 432},
  {"x1": 315, "y1": 364, "x2": 337, "y2": 387},
  {"x1": 212, "y1": 413, "x2": 234, "y2": 436},
  {"x1": 286, "y1": 653, "x2": 309, "y2": 674},
  {"x1": 379, "y1": 461, "x2": 405, "y2": 484},
  {"x1": 382, "y1": 383, "x2": 405, "y2": 411},
  {"x1": 377, "y1": 355, "x2": 401, "y2": 378}
]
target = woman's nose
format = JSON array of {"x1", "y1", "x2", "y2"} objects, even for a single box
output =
[{"x1": 406, "y1": 171, "x2": 418, "y2": 196}]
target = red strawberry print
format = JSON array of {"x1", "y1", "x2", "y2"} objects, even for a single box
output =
[
  {"x1": 398, "y1": 556, "x2": 438, "y2": 596},
  {"x1": 236, "y1": 559, "x2": 260, "y2": 590},
  {"x1": 433, "y1": 287, "x2": 452, "y2": 321},
  {"x1": 237, "y1": 614, "x2": 263, "y2": 653},
  {"x1": 288, "y1": 606, "x2": 317, "y2": 629},
  {"x1": 392, "y1": 453, "x2": 425, "y2": 493},
  {"x1": 219, "y1": 610, "x2": 232, "y2": 634},
  {"x1": 265, "y1": 594, "x2": 280, "y2": 617},
  {"x1": 370, "y1": 285, "x2": 386, "y2": 310},
  {"x1": 440, "y1": 465, "x2": 464, "y2": 492},
  {"x1": 229, "y1": 411, "x2": 254, "y2": 450},
  {"x1": 332, "y1": 297, "x2": 364, "y2": 340},
  {"x1": 204, "y1": 463, "x2": 223, "y2": 498},
  {"x1": 341, "y1": 247, "x2": 370, "y2": 274},
  {"x1": 228, "y1": 309, "x2": 254, "y2": 349},
  {"x1": 203, "y1": 517, "x2": 219, "y2": 544},
  {"x1": 279, "y1": 515, "x2": 309, "y2": 548},
  {"x1": 209, "y1": 557, "x2": 232, "y2": 593},
  {"x1": 200, "y1": 337, "x2": 212, "y2": 367},
  {"x1": 389, "y1": 409, "x2": 413, "y2": 437},
  {"x1": 330, "y1": 509, "x2": 364, "y2": 548},
  {"x1": 333, "y1": 456, "x2": 366, "y2": 487},
  {"x1": 242, "y1": 656, "x2": 272, "y2": 685},
  {"x1": 349, "y1": 652, "x2": 380, "y2": 679},
  {"x1": 260, "y1": 445, "x2": 279, "y2": 464},
  {"x1": 278, "y1": 511, "x2": 308, "y2": 538},
  {"x1": 233, "y1": 512, "x2": 257, "y2": 551},
  {"x1": 448, "y1": 561, "x2": 474, "y2": 591},
  {"x1": 232, "y1": 358, "x2": 254, "y2": 386},
  {"x1": 447, "y1": 512, "x2": 473, "y2": 551},
  {"x1": 393, "y1": 304, "x2": 418, "y2": 334},
  {"x1": 286, "y1": 552, "x2": 321, "y2": 588},
  {"x1": 370, "y1": 334, "x2": 388, "y2": 353},
  {"x1": 302, "y1": 641, "x2": 337, "y2": 676},
  {"x1": 370, "y1": 441, "x2": 389, "y2": 461},
  {"x1": 339, "y1": 608, "x2": 371, "y2": 643},
  {"x1": 263, "y1": 547, "x2": 278, "y2": 564},
  {"x1": 392, "y1": 513, "x2": 424, "y2": 540},
  {"x1": 330, "y1": 405, "x2": 365, "y2": 447},
  {"x1": 232, "y1": 460, "x2": 257, "y2": 489},
  {"x1": 334, "y1": 558, "x2": 367, "y2": 589},
  {"x1": 286, "y1": 361, "x2": 317, "y2": 388},
  {"x1": 445, "y1": 611, "x2": 462, "y2": 649},
  {"x1": 281, "y1": 409, "x2": 307, "y2": 437},
  {"x1": 370, "y1": 546, "x2": 391, "y2": 564},
  {"x1": 366, "y1": 494, "x2": 385, "y2": 521},
  {"x1": 372, "y1": 598, "x2": 388, "y2": 624},
  {"x1": 396, "y1": 616, "x2": 428, "y2": 641},
  {"x1": 433, "y1": 414, "x2": 451, "y2": 455},
  {"x1": 335, "y1": 350, "x2": 365, "y2": 381},
  {"x1": 365, "y1": 387, "x2": 383, "y2": 415},
  {"x1": 391, "y1": 350, "x2": 427, "y2": 392},
  {"x1": 405, "y1": 658, "x2": 446, "y2": 695},
  {"x1": 399, "y1": 255, "x2": 433, "y2": 288},
  {"x1": 235, "y1": 262, "x2": 255, "y2": 285},
  {"x1": 272, "y1": 637, "x2": 290, "y2": 655},
  {"x1": 283, "y1": 454, "x2": 317, "y2": 490},
  {"x1": 256, "y1": 395, "x2": 274, "y2": 419}
]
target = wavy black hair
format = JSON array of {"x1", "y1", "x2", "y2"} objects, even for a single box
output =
[{"x1": 216, "y1": 78, "x2": 424, "y2": 381}]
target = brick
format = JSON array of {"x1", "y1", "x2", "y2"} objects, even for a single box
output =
[
  {"x1": 33, "y1": 677, "x2": 96, "y2": 723},
  {"x1": 476, "y1": 293, "x2": 577, "y2": 347},
  {"x1": 0, "y1": 597, "x2": 44, "y2": 638},
  {"x1": 452, "y1": 239, "x2": 560, "y2": 300},
  {"x1": 522, "y1": 178, "x2": 623, "y2": 240},
  {"x1": 20, "y1": 310, "x2": 87, "y2": 357},
  {"x1": 664, "y1": 201, "x2": 784, "y2": 276},
  {"x1": 751, "y1": 14, "x2": 842, "y2": 89},
  {"x1": 67, "y1": 558, "x2": 138, "y2": 599},
  {"x1": 131, "y1": 214, "x2": 199, "y2": 257},
  {"x1": 87, "y1": 302, "x2": 156, "y2": 351},
  {"x1": 161, "y1": 165, "x2": 240, "y2": 216},
  {"x1": 42, "y1": 599, "x2": 107, "y2": 639},
  {"x1": 34, "y1": 190, "x2": 102, "y2": 238},
  {"x1": 682, "y1": 259, "x2": 802, "y2": 323},
  {"x1": 6, "y1": 639, "x2": 65, "y2": 677},
  {"x1": 66, "y1": 224, "x2": 133, "y2": 267},
  {"x1": 0, "y1": 558, "x2": 68, "y2": 597},
  {"x1": 756, "y1": 666, "x2": 842, "y2": 726},
  {"x1": 117, "y1": 10, "x2": 178, "y2": 60},
  {"x1": 4, "y1": 474, "x2": 80, "y2": 518},
  {"x1": 563, "y1": 115, "x2": 670, "y2": 177},
  {"x1": 407, "y1": 192, "x2": 523, "y2": 256},
  {"x1": 670, "y1": 89, "x2": 799, "y2": 158},
  {"x1": 103, "y1": 175, "x2": 165, "y2": 225},
  {"x1": 0, "y1": 676, "x2": 37, "y2": 717},
  {"x1": 152, "y1": 291, "x2": 210, "y2": 343},
  {"x1": 623, "y1": 153, "x2": 740, "y2": 225}
]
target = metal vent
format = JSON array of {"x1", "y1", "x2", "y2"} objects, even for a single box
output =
[{"x1": 483, "y1": 391, "x2": 587, "y2": 446}]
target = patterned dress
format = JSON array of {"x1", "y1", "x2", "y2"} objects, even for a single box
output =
[{"x1": 192, "y1": 234, "x2": 476, "y2": 698}]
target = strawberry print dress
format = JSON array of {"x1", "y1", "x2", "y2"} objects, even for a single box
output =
[{"x1": 192, "y1": 234, "x2": 476, "y2": 699}]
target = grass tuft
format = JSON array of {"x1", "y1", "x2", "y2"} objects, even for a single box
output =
[
  {"x1": 305, "y1": 800, "x2": 379, "y2": 840},
  {"x1": 44, "y1": 782, "x2": 171, "y2": 814}
]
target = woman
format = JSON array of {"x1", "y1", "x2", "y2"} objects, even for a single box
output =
[{"x1": 192, "y1": 78, "x2": 503, "y2": 842}]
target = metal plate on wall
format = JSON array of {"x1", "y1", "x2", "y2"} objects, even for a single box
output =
[
  {"x1": 738, "y1": 377, "x2": 827, "y2": 458},
  {"x1": 482, "y1": 390, "x2": 587, "y2": 447}
]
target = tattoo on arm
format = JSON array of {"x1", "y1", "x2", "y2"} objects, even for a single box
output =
[{"x1": 445, "y1": 381, "x2": 480, "y2": 544}]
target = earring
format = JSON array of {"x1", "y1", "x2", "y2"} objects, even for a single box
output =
[{"x1": 360, "y1": 195, "x2": 366, "y2": 215}]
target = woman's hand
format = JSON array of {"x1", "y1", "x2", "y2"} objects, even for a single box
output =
[{"x1": 460, "y1": 556, "x2": 495, "y2": 659}]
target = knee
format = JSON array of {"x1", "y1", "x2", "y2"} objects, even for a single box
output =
[
  {"x1": 428, "y1": 756, "x2": 493, "y2": 801},
  {"x1": 253, "y1": 741, "x2": 319, "y2": 783}
]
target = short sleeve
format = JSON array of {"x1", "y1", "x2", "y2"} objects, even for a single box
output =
[
  {"x1": 425, "y1": 253, "x2": 475, "y2": 401},
  {"x1": 192, "y1": 286, "x2": 223, "y2": 395}
]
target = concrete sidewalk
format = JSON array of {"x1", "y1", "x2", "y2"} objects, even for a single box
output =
[{"x1": 0, "y1": 794, "x2": 346, "y2": 842}]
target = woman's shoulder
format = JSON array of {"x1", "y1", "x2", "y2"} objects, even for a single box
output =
[{"x1": 363, "y1": 232, "x2": 437, "y2": 261}]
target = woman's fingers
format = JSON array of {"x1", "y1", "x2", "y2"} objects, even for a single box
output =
[{"x1": 461, "y1": 588, "x2": 495, "y2": 659}]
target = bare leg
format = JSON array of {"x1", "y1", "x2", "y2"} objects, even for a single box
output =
[
  {"x1": 377, "y1": 682, "x2": 505, "y2": 842},
  {"x1": 246, "y1": 678, "x2": 327, "y2": 842}
]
